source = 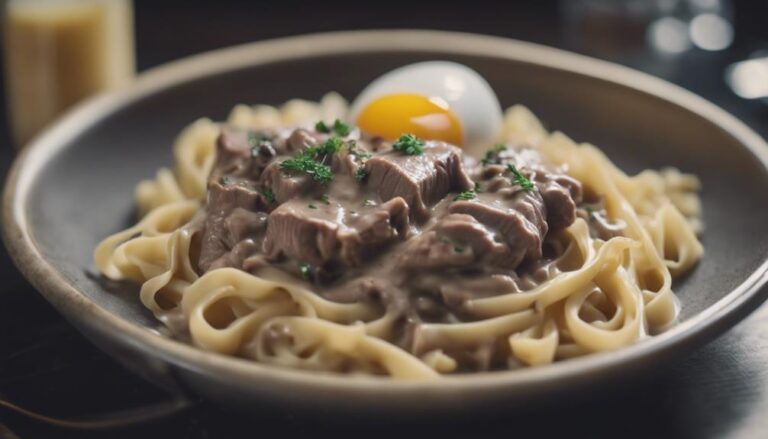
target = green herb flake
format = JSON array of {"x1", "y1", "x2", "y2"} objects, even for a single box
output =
[
  {"x1": 308, "y1": 204, "x2": 317, "y2": 209},
  {"x1": 363, "y1": 198, "x2": 375, "y2": 207},
  {"x1": 319, "y1": 194, "x2": 330, "y2": 205},
  {"x1": 261, "y1": 188, "x2": 275, "y2": 204},
  {"x1": 318, "y1": 137, "x2": 343, "y2": 155},
  {"x1": 348, "y1": 141, "x2": 372, "y2": 160},
  {"x1": 299, "y1": 262, "x2": 313, "y2": 281},
  {"x1": 280, "y1": 156, "x2": 333, "y2": 184},
  {"x1": 480, "y1": 144, "x2": 507, "y2": 166},
  {"x1": 333, "y1": 119, "x2": 351, "y2": 136},
  {"x1": 315, "y1": 120, "x2": 331, "y2": 133},
  {"x1": 454, "y1": 190, "x2": 476, "y2": 201},
  {"x1": 585, "y1": 206, "x2": 595, "y2": 218},
  {"x1": 219, "y1": 176, "x2": 234, "y2": 185},
  {"x1": 454, "y1": 246, "x2": 464, "y2": 253},
  {"x1": 474, "y1": 182, "x2": 482, "y2": 193},
  {"x1": 392, "y1": 133, "x2": 425, "y2": 156},
  {"x1": 355, "y1": 167, "x2": 368, "y2": 182},
  {"x1": 507, "y1": 164, "x2": 535, "y2": 192}
]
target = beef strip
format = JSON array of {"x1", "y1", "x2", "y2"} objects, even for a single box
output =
[
  {"x1": 263, "y1": 197, "x2": 410, "y2": 275},
  {"x1": 364, "y1": 142, "x2": 473, "y2": 221}
]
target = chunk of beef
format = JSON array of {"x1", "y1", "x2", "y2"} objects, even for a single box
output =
[
  {"x1": 198, "y1": 181, "x2": 269, "y2": 271},
  {"x1": 450, "y1": 191, "x2": 548, "y2": 268},
  {"x1": 263, "y1": 197, "x2": 410, "y2": 276},
  {"x1": 531, "y1": 170, "x2": 582, "y2": 231},
  {"x1": 397, "y1": 213, "x2": 517, "y2": 270},
  {"x1": 364, "y1": 142, "x2": 473, "y2": 220},
  {"x1": 214, "y1": 127, "x2": 277, "y2": 180},
  {"x1": 259, "y1": 161, "x2": 314, "y2": 204}
]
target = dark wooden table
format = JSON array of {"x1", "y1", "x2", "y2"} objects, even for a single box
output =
[{"x1": 2, "y1": 1, "x2": 768, "y2": 438}]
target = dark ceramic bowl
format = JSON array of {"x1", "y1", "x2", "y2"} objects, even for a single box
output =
[{"x1": 4, "y1": 30, "x2": 768, "y2": 414}]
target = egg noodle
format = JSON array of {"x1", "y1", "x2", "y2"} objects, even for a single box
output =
[{"x1": 94, "y1": 93, "x2": 703, "y2": 378}]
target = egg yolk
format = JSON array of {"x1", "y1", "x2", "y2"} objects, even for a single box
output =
[{"x1": 356, "y1": 93, "x2": 463, "y2": 146}]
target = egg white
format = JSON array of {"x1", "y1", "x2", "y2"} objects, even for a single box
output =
[{"x1": 349, "y1": 61, "x2": 502, "y2": 153}]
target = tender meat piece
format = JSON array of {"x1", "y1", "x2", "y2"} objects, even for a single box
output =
[
  {"x1": 534, "y1": 173, "x2": 582, "y2": 231},
  {"x1": 477, "y1": 146, "x2": 582, "y2": 232},
  {"x1": 214, "y1": 127, "x2": 277, "y2": 180},
  {"x1": 364, "y1": 142, "x2": 473, "y2": 220},
  {"x1": 198, "y1": 181, "x2": 269, "y2": 271},
  {"x1": 259, "y1": 161, "x2": 314, "y2": 204},
  {"x1": 283, "y1": 128, "x2": 318, "y2": 155},
  {"x1": 450, "y1": 191, "x2": 548, "y2": 268},
  {"x1": 263, "y1": 197, "x2": 410, "y2": 275},
  {"x1": 397, "y1": 213, "x2": 518, "y2": 270}
]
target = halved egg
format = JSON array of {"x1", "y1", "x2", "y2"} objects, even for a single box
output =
[{"x1": 349, "y1": 61, "x2": 502, "y2": 150}]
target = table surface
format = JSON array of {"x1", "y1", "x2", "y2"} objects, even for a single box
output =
[{"x1": 2, "y1": 1, "x2": 768, "y2": 438}]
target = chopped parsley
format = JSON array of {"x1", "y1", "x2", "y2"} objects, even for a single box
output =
[
  {"x1": 280, "y1": 140, "x2": 343, "y2": 184},
  {"x1": 219, "y1": 176, "x2": 234, "y2": 185},
  {"x1": 299, "y1": 262, "x2": 313, "y2": 281},
  {"x1": 363, "y1": 198, "x2": 375, "y2": 207},
  {"x1": 348, "y1": 141, "x2": 372, "y2": 160},
  {"x1": 507, "y1": 164, "x2": 535, "y2": 192},
  {"x1": 308, "y1": 204, "x2": 317, "y2": 209},
  {"x1": 585, "y1": 206, "x2": 595, "y2": 219},
  {"x1": 319, "y1": 194, "x2": 330, "y2": 204},
  {"x1": 318, "y1": 137, "x2": 343, "y2": 154},
  {"x1": 280, "y1": 154, "x2": 333, "y2": 184},
  {"x1": 454, "y1": 246, "x2": 464, "y2": 253},
  {"x1": 315, "y1": 119, "x2": 351, "y2": 136},
  {"x1": 454, "y1": 189, "x2": 476, "y2": 201},
  {"x1": 355, "y1": 167, "x2": 368, "y2": 181},
  {"x1": 261, "y1": 188, "x2": 275, "y2": 204},
  {"x1": 474, "y1": 181, "x2": 482, "y2": 193},
  {"x1": 333, "y1": 119, "x2": 351, "y2": 136},
  {"x1": 480, "y1": 144, "x2": 506, "y2": 166},
  {"x1": 392, "y1": 133, "x2": 425, "y2": 156}
]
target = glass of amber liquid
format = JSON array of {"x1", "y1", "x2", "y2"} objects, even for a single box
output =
[{"x1": 3, "y1": 0, "x2": 135, "y2": 148}]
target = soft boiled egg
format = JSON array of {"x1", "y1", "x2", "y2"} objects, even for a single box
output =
[{"x1": 349, "y1": 61, "x2": 502, "y2": 151}]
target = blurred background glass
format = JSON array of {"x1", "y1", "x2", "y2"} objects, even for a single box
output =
[{"x1": 3, "y1": 0, "x2": 135, "y2": 148}]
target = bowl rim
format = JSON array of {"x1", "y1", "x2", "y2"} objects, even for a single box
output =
[{"x1": 4, "y1": 29, "x2": 768, "y2": 394}]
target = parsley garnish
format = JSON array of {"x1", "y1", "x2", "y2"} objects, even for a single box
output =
[
  {"x1": 392, "y1": 133, "x2": 425, "y2": 156},
  {"x1": 308, "y1": 204, "x2": 317, "y2": 209},
  {"x1": 280, "y1": 154, "x2": 333, "y2": 184},
  {"x1": 333, "y1": 119, "x2": 351, "y2": 136},
  {"x1": 454, "y1": 190, "x2": 476, "y2": 201},
  {"x1": 280, "y1": 140, "x2": 342, "y2": 184},
  {"x1": 315, "y1": 119, "x2": 351, "y2": 136},
  {"x1": 507, "y1": 164, "x2": 535, "y2": 192},
  {"x1": 348, "y1": 141, "x2": 372, "y2": 160},
  {"x1": 481, "y1": 144, "x2": 507, "y2": 166},
  {"x1": 299, "y1": 262, "x2": 313, "y2": 281},
  {"x1": 219, "y1": 176, "x2": 234, "y2": 185},
  {"x1": 318, "y1": 137, "x2": 343, "y2": 154},
  {"x1": 474, "y1": 181, "x2": 481, "y2": 192},
  {"x1": 355, "y1": 167, "x2": 368, "y2": 181},
  {"x1": 319, "y1": 194, "x2": 330, "y2": 204},
  {"x1": 261, "y1": 188, "x2": 275, "y2": 204},
  {"x1": 585, "y1": 206, "x2": 595, "y2": 219},
  {"x1": 454, "y1": 246, "x2": 464, "y2": 253},
  {"x1": 363, "y1": 198, "x2": 375, "y2": 207}
]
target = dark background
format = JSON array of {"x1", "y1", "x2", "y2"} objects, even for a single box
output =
[{"x1": 2, "y1": 1, "x2": 768, "y2": 438}]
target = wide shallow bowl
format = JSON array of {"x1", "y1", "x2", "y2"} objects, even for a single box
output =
[{"x1": 4, "y1": 30, "x2": 768, "y2": 414}]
